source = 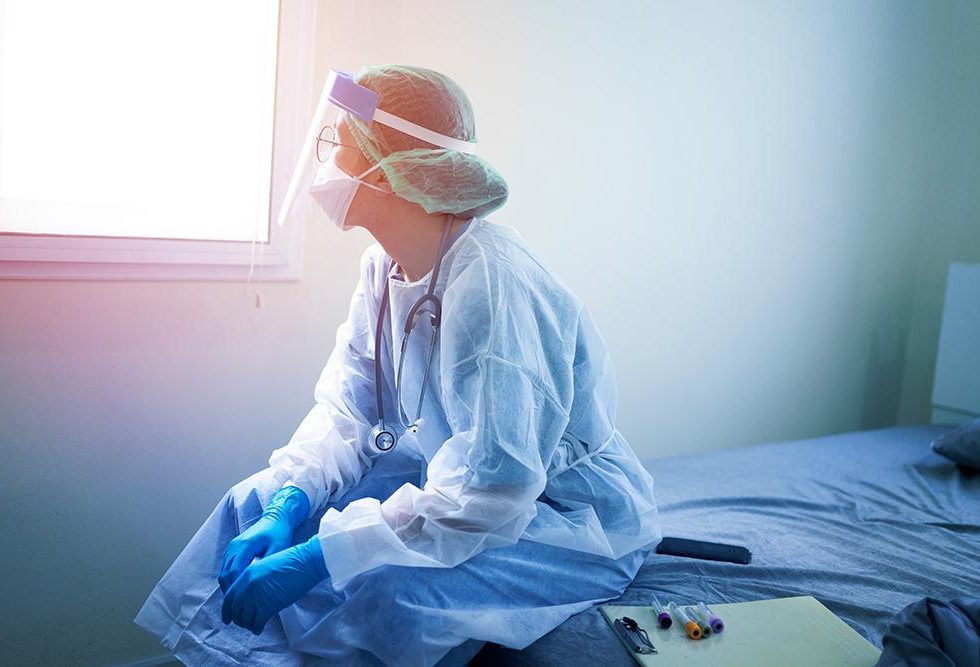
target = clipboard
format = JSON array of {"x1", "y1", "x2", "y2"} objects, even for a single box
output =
[{"x1": 600, "y1": 595, "x2": 881, "y2": 667}]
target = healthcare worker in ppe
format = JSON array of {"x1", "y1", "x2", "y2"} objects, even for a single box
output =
[{"x1": 135, "y1": 64, "x2": 661, "y2": 667}]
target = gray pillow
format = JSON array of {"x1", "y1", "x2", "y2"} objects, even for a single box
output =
[{"x1": 931, "y1": 417, "x2": 980, "y2": 471}]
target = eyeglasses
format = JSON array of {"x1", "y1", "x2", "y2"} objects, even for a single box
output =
[{"x1": 316, "y1": 125, "x2": 360, "y2": 163}]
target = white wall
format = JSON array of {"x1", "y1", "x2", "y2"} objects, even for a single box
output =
[
  {"x1": 324, "y1": 0, "x2": 934, "y2": 450},
  {"x1": 896, "y1": 1, "x2": 980, "y2": 424},
  {"x1": 0, "y1": 1, "x2": 976, "y2": 664}
]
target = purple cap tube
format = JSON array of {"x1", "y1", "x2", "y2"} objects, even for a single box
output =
[
  {"x1": 698, "y1": 602, "x2": 725, "y2": 633},
  {"x1": 651, "y1": 595, "x2": 672, "y2": 629}
]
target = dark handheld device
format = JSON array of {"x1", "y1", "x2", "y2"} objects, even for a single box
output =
[{"x1": 655, "y1": 536, "x2": 752, "y2": 565}]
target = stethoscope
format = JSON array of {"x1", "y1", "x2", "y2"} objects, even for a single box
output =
[{"x1": 367, "y1": 216, "x2": 455, "y2": 453}]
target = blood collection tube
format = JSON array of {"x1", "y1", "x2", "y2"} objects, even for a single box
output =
[
  {"x1": 650, "y1": 595, "x2": 672, "y2": 629},
  {"x1": 668, "y1": 601, "x2": 702, "y2": 639},
  {"x1": 697, "y1": 602, "x2": 725, "y2": 633},
  {"x1": 685, "y1": 605, "x2": 712, "y2": 637}
]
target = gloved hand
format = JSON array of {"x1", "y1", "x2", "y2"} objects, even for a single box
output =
[
  {"x1": 221, "y1": 534, "x2": 329, "y2": 635},
  {"x1": 218, "y1": 485, "x2": 311, "y2": 593}
]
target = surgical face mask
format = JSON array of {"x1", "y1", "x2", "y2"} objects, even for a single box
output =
[{"x1": 309, "y1": 159, "x2": 388, "y2": 231}]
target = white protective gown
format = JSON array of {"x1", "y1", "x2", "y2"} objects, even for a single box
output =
[
  {"x1": 268, "y1": 216, "x2": 660, "y2": 587},
  {"x1": 135, "y1": 216, "x2": 661, "y2": 666}
]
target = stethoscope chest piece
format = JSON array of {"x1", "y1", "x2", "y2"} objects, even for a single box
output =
[{"x1": 368, "y1": 423, "x2": 397, "y2": 452}]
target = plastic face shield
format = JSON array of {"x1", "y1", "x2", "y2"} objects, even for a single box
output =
[{"x1": 277, "y1": 69, "x2": 479, "y2": 228}]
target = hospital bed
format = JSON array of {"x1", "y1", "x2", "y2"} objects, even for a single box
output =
[
  {"x1": 241, "y1": 264, "x2": 973, "y2": 665},
  {"x1": 474, "y1": 423, "x2": 980, "y2": 665},
  {"x1": 475, "y1": 264, "x2": 980, "y2": 665}
]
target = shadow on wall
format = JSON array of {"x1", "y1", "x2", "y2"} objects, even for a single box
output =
[{"x1": 861, "y1": 328, "x2": 909, "y2": 430}]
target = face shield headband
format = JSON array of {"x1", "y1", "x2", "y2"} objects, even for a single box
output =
[{"x1": 277, "y1": 69, "x2": 479, "y2": 228}]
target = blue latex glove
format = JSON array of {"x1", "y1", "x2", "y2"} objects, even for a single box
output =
[
  {"x1": 221, "y1": 534, "x2": 329, "y2": 635},
  {"x1": 218, "y1": 485, "x2": 311, "y2": 593}
]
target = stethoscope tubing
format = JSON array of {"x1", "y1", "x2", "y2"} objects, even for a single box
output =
[{"x1": 373, "y1": 217, "x2": 455, "y2": 444}]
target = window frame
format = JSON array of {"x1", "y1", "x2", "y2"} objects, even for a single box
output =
[{"x1": 0, "y1": 0, "x2": 313, "y2": 281}]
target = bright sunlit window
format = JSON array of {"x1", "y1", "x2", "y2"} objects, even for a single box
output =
[
  {"x1": 0, "y1": 0, "x2": 309, "y2": 280},
  {"x1": 0, "y1": 0, "x2": 278, "y2": 242}
]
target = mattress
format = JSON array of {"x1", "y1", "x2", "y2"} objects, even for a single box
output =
[{"x1": 475, "y1": 425, "x2": 980, "y2": 666}]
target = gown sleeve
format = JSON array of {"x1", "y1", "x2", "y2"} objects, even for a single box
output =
[
  {"x1": 267, "y1": 245, "x2": 386, "y2": 518},
  {"x1": 314, "y1": 258, "x2": 573, "y2": 590}
]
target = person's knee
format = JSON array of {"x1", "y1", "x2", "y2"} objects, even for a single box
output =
[
  {"x1": 225, "y1": 468, "x2": 289, "y2": 528},
  {"x1": 229, "y1": 467, "x2": 283, "y2": 503}
]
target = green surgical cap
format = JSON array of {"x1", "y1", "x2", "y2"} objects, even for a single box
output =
[{"x1": 342, "y1": 64, "x2": 508, "y2": 219}]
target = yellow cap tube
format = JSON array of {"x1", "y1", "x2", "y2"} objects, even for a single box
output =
[{"x1": 668, "y1": 601, "x2": 702, "y2": 640}]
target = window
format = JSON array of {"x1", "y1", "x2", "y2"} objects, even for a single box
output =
[{"x1": 0, "y1": 0, "x2": 313, "y2": 280}]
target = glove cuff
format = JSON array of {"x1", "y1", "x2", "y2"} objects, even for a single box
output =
[
  {"x1": 300, "y1": 535, "x2": 330, "y2": 581},
  {"x1": 263, "y1": 485, "x2": 312, "y2": 529}
]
